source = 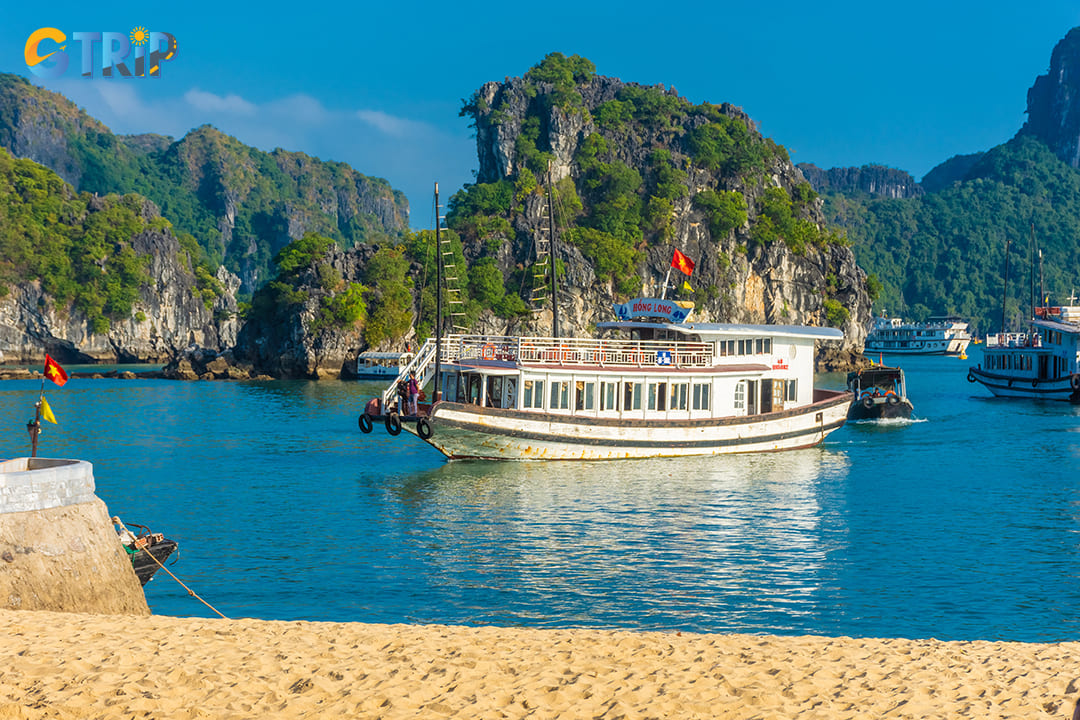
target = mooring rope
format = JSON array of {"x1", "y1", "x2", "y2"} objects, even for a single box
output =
[{"x1": 142, "y1": 546, "x2": 228, "y2": 619}]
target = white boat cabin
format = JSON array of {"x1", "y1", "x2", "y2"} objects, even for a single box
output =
[
  {"x1": 430, "y1": 321, "x2": 840, "y2": 422},
  {"x1": 357, "y1": 350, "x2": 413, "y2": 378}
]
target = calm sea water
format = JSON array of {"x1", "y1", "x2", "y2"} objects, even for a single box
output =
[{"x1": 1, "y1": 350, "x2": 1078, "y2": 642}]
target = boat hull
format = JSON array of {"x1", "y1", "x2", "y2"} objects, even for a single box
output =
[
  {"x1": 968, "y1": 367, "x2": 1080, "y2": 402},
  {"x1": 395, "y1": 390, "x2": 851, "y2": 460},
  {"x1": 130, "y1": 539, "x2": 178, "y2": 586},
  {"x1": 846, "y1": 397, "x2": 914, "y2": 420}
]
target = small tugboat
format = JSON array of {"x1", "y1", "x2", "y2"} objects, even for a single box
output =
[
  {"x1": 112, "y1": 517, "x2": 178, "y2": 586},
  {"x1": 845, "y1": 365, "x2": 913, "y2": 420}
]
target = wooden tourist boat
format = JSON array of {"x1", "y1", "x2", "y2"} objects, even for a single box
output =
[
  {"x1": 358, "y1": 301, "x2": 851, "y2": 460},
  {"x1": 864, "y1": 315, "x2": 972, "y2": 356},
  {"x1": 968, "y1": 305, "x2": 1080, "y2": 402}
]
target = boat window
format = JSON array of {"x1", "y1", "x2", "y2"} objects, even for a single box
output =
[
  {"x1": 467, "y1": 374, "x2": 482, "y2": 405},
  {"x1": 600, "y1": 381, "x2": 619, "y2": 411},
  {"x1": 785, "y1": 379, "x2": 797, "y2": 402},
  {"x1": 575, "y1": 381, "x2": 595, "y2": 411},
  {"x1": 523, "y1": 379, "x2": 544, "y2": 409},
  {"x1": 692, "y1": 382, "x2": 710, "y2": 411},
  {"x1": 550, "y1": 381, "x2": 570, "y2": 410},
  {"x1": 738, "y1": 339, "x2": 747, "y2": 355},
  {"x1": 623, "y1": 382, "x2": 642, "y2": 411},
  {"x1": 647, "y1": 382, "x2": 668, "y2": 411},
  {"x1": 486, "y1": 377, "x2": 503, "y2": 408},
  {"x1": 734, "y1": 380, "x2": 745, "y2": 412},
  {"x1": 669, "y1": 383, "x2": 689, "y2": 411},
  {"x1": 764, "y1": 338, "x2": 772, "y2": 354}
]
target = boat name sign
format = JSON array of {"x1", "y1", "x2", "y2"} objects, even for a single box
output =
[{"x1": 613, "y1": 298, "x2": 693, "y2": 323}]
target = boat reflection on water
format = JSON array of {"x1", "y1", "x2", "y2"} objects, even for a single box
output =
[{"x1": 392, "y1": 449, "x2": 851, "y2": 632}]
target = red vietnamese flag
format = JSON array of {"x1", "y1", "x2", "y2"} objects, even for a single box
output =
[
  {"x1": 43, "y1": 354, "x2": 68, "y2": 387},
  {"x1": 671, "y1": 248, "x2": 695, "y2": 276}
]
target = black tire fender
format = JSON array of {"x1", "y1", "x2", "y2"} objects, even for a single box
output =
[
  {"x1": 1072, "y1": 374, "x2": 1080, "y2": 391},
  {"x1": 967, "y1": 372, "x2": 976, "y2": 383},
  {"x1": 417, "y1": 417, "x2": 433, "y2": 440},
  {"x1": 1031, "y1": 378, "x2": 1039, "y2": 388},
  {"x1": 861, "y1": 395, "x2": 874, "y2": 409},
  {"x1": 385, "y1": 413, "x2": 401, "y2": 436},
  {"x1": 358, "y1": 413, "x2": 373, "y2": 434},
  {"x1": 887, "y1": 394, "x2": 900, "y2": 405}
]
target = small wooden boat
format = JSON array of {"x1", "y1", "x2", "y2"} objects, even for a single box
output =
[
  {"x1": 113, "y1": 517, "x2": 178, "y2": 586},
  {"x1": 846, "y1": 365, "x2": 914, "y2": 420}
]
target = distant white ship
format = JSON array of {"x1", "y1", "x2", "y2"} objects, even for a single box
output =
[
  {"x1": 864, "y1": 315, "x2": 972, "y2": 356},
  {"x1": 968, "y1": 305, "x2": 1080, "y2": 402}
]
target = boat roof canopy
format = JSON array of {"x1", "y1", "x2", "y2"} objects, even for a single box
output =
[
  {"x1": 1033, "y1": 318, "x2": 1080, "y2": 334},
  {"x1": 596, "y1": 320, "x2": 844, "y2": 341},
  {"x1": 359, "y1": 351, "x2": 412, "y2": 360}
]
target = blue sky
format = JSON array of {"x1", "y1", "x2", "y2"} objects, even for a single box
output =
[{"x1": 3, "y1": 2, "x2": 1078, "y2": 227}]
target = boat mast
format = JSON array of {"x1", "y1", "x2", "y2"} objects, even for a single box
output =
[
  {"x1": 547, "y1": 165, "x2": 559, "y2": 339},
  {"x1": 434, "y1": 182, "x2": 442, "y2": 401},
  {"x1": 1029, "y1": 222, "x2": 1035, "y2": 321},
  {"x1": 1001, "y1": 235, "x2": 1011, "y2": 334}
]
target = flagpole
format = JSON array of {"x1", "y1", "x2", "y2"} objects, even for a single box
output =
[
  {"x1": 660, "y1": 267, "x2": 672, "y2": 300},
  {"x1": 28, "y1": 375, "x2": 44, "y2": 457}
]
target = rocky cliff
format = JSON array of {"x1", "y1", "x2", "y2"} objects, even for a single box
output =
[
  {"x1": 797, "y1": 163, "x2": 924, "y2": 199},
  {"x1": 0, "y1": 154, "x2": 239, "y2": 364},
  {"x1": 1020, "y1": 27, "x2": 1080, "y2": 167},
  {"x1": 455, "y1": 56, "x2": 871, "y2": 361}
]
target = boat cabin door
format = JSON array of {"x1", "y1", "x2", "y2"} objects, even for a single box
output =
[
  {"x1": 1038, "y1": 354, "x2": 1049, "y2": 380},
  {"x1": 746, "y1": 380, "x2": 758, "y2": 415}
]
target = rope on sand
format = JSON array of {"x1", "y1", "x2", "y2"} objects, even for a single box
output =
[{"x1": 143, "y1": 549, "x2": 229, "y2": 619}]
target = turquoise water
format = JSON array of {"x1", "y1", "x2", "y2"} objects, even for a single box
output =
[{"x1": 1, "y1": 349, "x2": 1078, "y2": 641}]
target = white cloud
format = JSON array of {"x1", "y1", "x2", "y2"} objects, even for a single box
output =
[
  {"x1": 184, "y1": 88, "x2": 257, "y2": 115},
  {"x1": 356, "y1": 109, "x2": 427, "y2": 138}
]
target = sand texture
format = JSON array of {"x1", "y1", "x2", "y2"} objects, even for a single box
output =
[{"x1": 0, "y1": 610, "x2": 1077, "y2": 719}]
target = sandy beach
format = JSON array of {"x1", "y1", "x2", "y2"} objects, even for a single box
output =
[{"x1": 0, "y1": 610, "x2": 1076, "y2": 719}]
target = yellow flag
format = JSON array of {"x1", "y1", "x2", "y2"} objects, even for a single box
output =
[
  {"x1": 40, "y1": 397, "x2": 57, "y2": 424},
  {"x1": 682, "y1": 280, "x2": 693, "y2": 293}
]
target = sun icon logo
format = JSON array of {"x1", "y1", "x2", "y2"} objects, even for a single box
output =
[{"x1": 130, "y1": 26, "x2": 148, "y2": 46}]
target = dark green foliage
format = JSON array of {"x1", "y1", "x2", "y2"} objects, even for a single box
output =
[
  {"x1": 686, "y1": 115, "x2": 770, "y2": 176},
  {"x1": 823, "y1": 298, "x2": 850, "y2": 327},
  {"x1": 823, "y1": 135, "x2": 1080, "y2": 333},
  {"x1": 524, "y1": 53, "x2": 595, "y2": 109},
  {"x1": 594, "y1": 100, "x2": 632, "y2": 131},
  {"x1": 615, "y1": 86, "x2": 689, "y2": 129},
  {"x1": 274, "y1": 233, "x2": 334, "y2": 275},
  {"x1": 362, "y1": 247, "x2": 413, "y2": 347},
  {"x1": 693, "y1": 189, "x2": 748, "y2": 239}
]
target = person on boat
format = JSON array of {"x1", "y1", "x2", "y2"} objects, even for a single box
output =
[
  {"x1": 407, "y1": 371, "x2": 420, "y2": 416},
  {"x1": 396, "y1": 378, "x2": 408, "y2": 414}
]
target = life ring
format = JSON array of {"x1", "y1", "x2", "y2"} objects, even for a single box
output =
[
  {"x1": 887, "y1": 394, "x2": 900, "y2": 406},
  {"x1": 481, "y1": 344, "x2": 496, "y2": 361},
  {"x1": 1072, "y1": 374, "x2": 1080, "y2": 391},
  {"x1": 967, "y1": 372, "x2": 976, "y2": 383},
  {"x1": 417, "y1": 417, "x2": 433, "y2": 439},
  {"x1": 358, "y1": 413, "x2": 373, "y2": 434},
  {"x1": 861, "y1": 395, "x2": 874, "y2": 409},
  {"x1": 385, "y1": 413, "x2": 401, "y2": 436}
]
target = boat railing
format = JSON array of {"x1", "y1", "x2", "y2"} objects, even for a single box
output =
[
  {"x1": 986, "y1": 332, "x2": 1032, "y2": 348},
  {"x1": 441, "y1": 334, "x2": 714, "y2": 368}
]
